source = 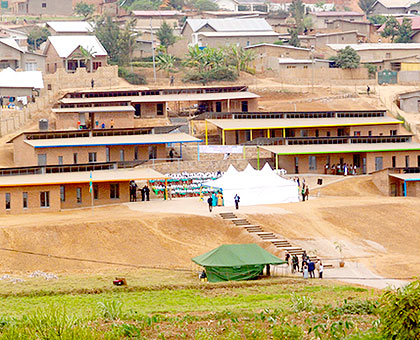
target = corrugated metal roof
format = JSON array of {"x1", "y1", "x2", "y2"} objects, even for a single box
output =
[
  {"x1": 0, "y1": 68, "x2": 44, "y2": 89},
  {"x1": 46, "y1": 35, "x2": 108, "y2": 58},
  {"x1": 59, "y1": 91, "x2": 260, "y2": 104},
  {"x1": 0, "y1": 168, "x2": 167, "y2": 187},
  {"x1": 24, "y1": 132, "x2": 201, "y2": 148},
  {"x1": 186, "y1": 18, "x2": 273, "y2": 33},
  {"x1": 207, "y1": 117, "x2": 403, "y2": 130},
  {"x1": 0, "y1": 37, "x2": 24, "y2": 53},
  {"x1": 46, "y1": 21, "x2": 93, "y2": 33},
  {"x1": 390, "y1": 173, "x2": 420, "y2": 180},
  {"x1": 132, "y1": 10, "x2": 184, "y2": 16},
  {"x1": 245, "y1": 43, "x2": 310, "y2": 51},
  {"x1": 52, "y1": 106, "x2": 135, "y2": 113},
  {"x1": 374, "y1": 0, "x2": 418, "y2": 8},
  {"x1": 198, "y1": 31, "x2": 278, "y2": 37},
  {"x1": 277, "y1": 58, "x2": 330, "y2": 64},
  {"x1": 327, "y1": 43, "x2": 420, "y2": 51},
  {"x1": 262, "y1": 142, "x2": 420, "y2": 155},
  {"x1": 311, "y1": 11, "x2": 364, "y2": 16}
]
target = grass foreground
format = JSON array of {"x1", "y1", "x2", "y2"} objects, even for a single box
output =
[{"x1": 0, "y1": 269, "x2": 385, "y2": 339}]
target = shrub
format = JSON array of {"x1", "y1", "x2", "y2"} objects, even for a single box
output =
[
  {"x1": 118, "y1": 67, "x2": 147, "y2": 85},
  {"x1": 291, "y1": 293, "x2": 314, "y2": 312},
  {"x1": 272, "y1": 323, "x2": 304, "y2": 339},
  {"x1": 97, "y1": 300, "x2": 124, "y2": 320},
  {"x1": 333, "y1": 299, "x2": 378, "y2": 316},
  {"x1": 183, "y1": 66, "x2": 237, "y2": 85},
  {"x1": 378, "y1": 280, "x2": 420, "y2": 340}
]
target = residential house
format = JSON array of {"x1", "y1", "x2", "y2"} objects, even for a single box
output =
[
  {"x1": 325, "y1": 19, "x2": 372, "y2": 38},
  {"x1": 46, "y1": 21, "x2": 93, "y2": 36},
  {"x1": 327, "y1": 43, "x2": 420, "y2": 71},
  {"x1": 0, "y1": 67, "x2": 44, "y2": 98},
  {"x1": 275, "y1": 58, "x2": 330, "y2": 69},
  {"x1": 309, "y1": 11, "x2": 366, "y2": 29},
  {"x1": 214, "y1": 0, "x2": 269, "y2": 12},
  {"x1": 0, "y1": 38, "x2": 45, "y2": 71},
  {"x1": 129, "y1": 10, "x2": 184, "y2": 30},
  {"x1": 398, "y1": 89, "x2": 420, "y2": 113},
  {"x1": 370, "y1": 0, "x2": 420, "y2": 15},
  {"x1": 378, "y1": 17, "x2": 420, "y2": 43},
  {"x1": 245, "y1": 43, "x2": 312, "y2": 72},
  {"x1": 0, "y1": 27, "x2": 28, "y2": 47},
  {"x1": 181, "y1": 18, "x2": 278, "y2": 48},
  {"x1": 43, "y1": 35, "x2": 108, "y2": 74},
  {"x1": 9, "y1": 0, "x2": 73, "y2": 15}
]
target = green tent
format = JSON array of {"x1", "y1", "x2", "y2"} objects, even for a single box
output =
[{"x1": 192, "y1": 244, "x2": 286, "y2": 283}]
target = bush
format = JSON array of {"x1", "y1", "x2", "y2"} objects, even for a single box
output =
[
  {"x1": 118, "y1": 67, "x2": 147, "y2": 85},
  {"x1": 183, "y1": 66, "x2": 237, "y2": 85},
  {"x1": 130, "y1": 61, "x2": 154, "y2": 68},
  {"x1": 378, "y1": 280, "x2": 420, "y2": 340},
  {"x1": 272, "y1": 323, "x2": 304, "y2": 340},
  {"x1": 291, "y1": 293, "x2": 314, "y2": 312},
  {"x1": 97, "y1": 300, "x2": 124, "y2": 320},
  {"x1": 332, "y1": 299, "x2": 378, "y2": 316}
]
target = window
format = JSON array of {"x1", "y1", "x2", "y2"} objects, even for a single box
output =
[
  {"x1": 76, "y1": 187, "x2": 82, "y2": 204},
  {"x1": 386, "y1": 52, "x2": 391, "y2": 58},
  {"x1": 354, "y1": 131, "x2": 361, "y2": 136},
  {"x1": 110, "y1": 184, "x2": 120, "y2": 199},
  {"x1": 309, "y1": 156, "x2": 317, "y2": 171},
  {"x1": 300, "y1": 129, "x2": 308, "y2": 137},
  {"x1": 390, "y1": 130, "x2": 397, "y2": 136},
  {"x1": 315, "y1": 129, "x2": 319, "y2": 138},
  {"x1": 5, "y1": 193, "x2": 10, "y2": 210},
  {"x1": 57, "y1": 185, "x2": 65, "y2": 203},
  {"x1": 38, "y1": 154, "x2": 47, "y2": 166},
  {"x1": 40, "y1": 191, "x2": 50, "y2": 208},
  {"x1": 245, "y1": 130, "x2": 251, "y2": 141},
  {"x1": 134, "y1": 104, "x2": 141, "y2": 117},
  {"x1": 392, "y1": 156, "x2": 396, "y2": 168},
  {"x1": 119, "y1": 149, "x2": 125, "y2": 161},
  {"x1": 58, "y1": 156, "x2": 63, "y2": 165},
  {"x1": 73, "y1": 153, "x2": 78, "y2": 164},
  {"x1": 42, "y1": 2, "x2": 47, "y2": 8},
  {"x1": 405, "y1": 155, "x2": 410, "y2": 168},
  {"x1": 22, "y1": 192, "x2": 28, "y2": 209},
  {"x1": 106, "y1": 147, "x2": 110, "y2": 162},
  {"x1": 25, "y1": 62, "x2": 37, "y2": 71},
  {"x1": 326, "y1": 131, "x2": 331, "y2": 137},
  {"x1": 88, "y1": 152, "x2": 97, "y2": 163},
  {"x1": 134, "y1": 146, "x2": 138, "y2": 160},
  {"x1": 303, "y1": 65, "x2": 308, "y2": 69},
  {"x1": 337, "y1": 128, "x2": 345, "y2": 136},
  {"x1": 92, "y1": 62, "x2": 102, "y2": 71},
  {"x1": 375, "y1": 157, "x2": 383, "y2": 171},
  {"x1": 148, "y1": 146, "x2": 157, "y2": 160},
  {"x1": 156, "y1": 103, "x2": 164, "y2": 116},
  {"x1": 93, "y1": 184, "x2": 98, "y2": 200},
  {"x1": 368, "y1": 131, "x2": 372, "y2": 136}
]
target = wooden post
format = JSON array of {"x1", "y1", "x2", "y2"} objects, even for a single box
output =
[
  {"x1": 222, "y1": 129, "x2": 225, "y2": 145},
  {"x1": 275, "y1": 154, "x2": 278, "y2": 170},
  {"x1": 205, "y1": 120, "x2": 208, "y2": 145},
  {"x1": 267, "y1": 129, "x2": 270, "y2": 138}
]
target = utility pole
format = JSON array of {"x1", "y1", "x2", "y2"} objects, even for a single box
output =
[{"x1": 150, "y1": 19, "x2": 157, "y2": 83}]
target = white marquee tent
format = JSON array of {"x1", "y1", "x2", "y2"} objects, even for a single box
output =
[{"x1": 203, "y1": 163, "x2": 299, "y2": 206}]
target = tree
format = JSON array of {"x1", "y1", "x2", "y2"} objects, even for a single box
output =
[
  {"x1": 381, "y1": 16, "x2": 400, "y2": 42},
  {"x1": 157, "y1": 21, "x2": 177, "y2": 53},
  {"x1": 74, "y1": 46, "x2": 96, "y2": 72},
  {"x1": 368, "y1": 15, "x2": 387, "y2": 26},
  {"x1": 288, "y1": 27, "x2": 300, "y2": 47},
  {"x1": 334, "y1": 46, "x2": 360, "y2": 69},
  {"x1": 27, "y1": 27, "x2": 50, "y2": 50},
  {"x1": 94, "y1": 16, "x2": 138, "y2": 65},
  {"x1": 227, "y1": 45, "x2": 255, "y2": 76},
  {"x1": 395, "y1": 18, "x2": 413, "y2": 43},
  {"x1": 74, "y1": 1, "x2": 95, "y2": 18},
  {"x1": 288, "y1": 0, "x2": 305, "y2": 33},
  {"x1": 192, "y1": 0, "x2": 219, "y2": 11},
  {"x1": 358, "y1": 0, "x2": 375, "y2": 15},
  {"x1": 156, "y1": 53, "x2": 177, "y2": 75},
  {"x1": 379, "y1": 279, "x2": 420, "y2": 339}
]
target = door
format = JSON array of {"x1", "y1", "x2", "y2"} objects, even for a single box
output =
[
  {"x1": 362, "y1": 157, "x2": 367, "y2": 174},
  {"x1": 294, "y1": 157, "x2": 299, "y2": 174},
  {"x1": 353, "y1": 154, "x2": 361, "y2": 168},
  {"x1": 134, "y1": 104, "x2": 141, "y2": 117},
  {"x1": 78, "y1": 113, "x2": 85, "y2": 125},
  {"x1": 215, "y1": 101, "x2": 222, "y2": 112},
  {"x1": 241, "y1": 101, "x2": 248, "y2": 112},
  {"x1": 375, "y1": 156, "x2": 383, "y2": 171},
  {"x1": 106, "y1": 147, "x2": 110, "y2": 162}
]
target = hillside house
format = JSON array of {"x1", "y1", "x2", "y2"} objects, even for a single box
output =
[
  {"x1": 9, "y1": 0, "x2": 73, "y2": 15},
  {"x1": 0, "y1": 38, "x2": 45, "y2": 71},
  {"x1": 370, "y1": 0, "x2": 420, "y2": 15},
  {"x1": 309, "y1": 11, "x2": 365, "y2": 29},
  {"x1": 46, "y1": 22, "x2": 93, "y2": 36},
  {"x1": 43, "y1": 35, "x2": 108, "y2": 74},
  {"x1": 214, "y1": 0, "x2": 269, "y2": 12}
]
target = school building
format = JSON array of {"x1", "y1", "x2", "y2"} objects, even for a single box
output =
[
  {"x1": 0, "y1": 167, "x2": 167, "y2": 215},
  {"x1": 372, "y1": 168, "x2": 420, "y2": 197},
  {"x1": 9, "y1": 129, "x2": 201, "y2": 167},
  {"x1": 55, "y1": 86, "x2": 259, "y2": 130}
]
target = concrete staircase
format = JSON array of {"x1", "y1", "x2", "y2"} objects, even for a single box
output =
[{"x1": 220, "y1": 212, "x2": 324, "y2": 264}]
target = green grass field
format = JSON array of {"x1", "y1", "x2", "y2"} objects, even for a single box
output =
[{"x1": 0, "y1": 270, "x2": 383, "y2": 339}]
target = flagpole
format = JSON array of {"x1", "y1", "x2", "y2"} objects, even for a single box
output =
[{"x1": 90, "y1": 171, "x2": 94, "y2": 209}]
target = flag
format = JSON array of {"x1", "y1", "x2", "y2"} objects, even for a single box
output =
[{"x1": 89, "y1": 171, "x2": 93, "y2": 193}]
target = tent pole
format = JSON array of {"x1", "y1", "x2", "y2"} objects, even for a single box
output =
[
  {"x1": 222, "y1": 129, "x2": 225, "y2": 145},
  {"x1": 205, "y1": 120, "x2": 208, "y2": 145},
  {"x1": 275, "y1": 154, "x2": 278, "y2": 170}
]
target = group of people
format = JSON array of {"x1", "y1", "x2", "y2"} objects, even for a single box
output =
[
  {"x1": 285, "y1": 252, "x2": 323, "y2": 279},
  {"x1": 76, "y1": 119, "x2": 115, "y2": 130},
  {"x1": 207, "y1": 191, "x2": 224, "y2": 212},
  {"x1": 129, "y1": 181, "x2": 150, "y2": 202},
  {"x1": 293, "y1": 177, "x2": 309, "y2": 202},
  {"x1": 324, "y1": 163, "x2": 358, "y2": 176}
]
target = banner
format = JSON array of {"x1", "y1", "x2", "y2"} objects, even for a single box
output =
[{"x1": 199, "y1": 145, "x2": 243, "y2": 154}]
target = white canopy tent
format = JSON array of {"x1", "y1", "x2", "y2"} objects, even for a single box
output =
[{"x1": 203, "y1": 163, "x2": 299, "y2": 206}]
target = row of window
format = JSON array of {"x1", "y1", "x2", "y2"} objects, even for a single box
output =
[
  {"x1": 5, "y1": 191, "x2": 50, "y2": 210},
  {"x1": 4, "y1": 184, "x2": 120, "y2": 210},
  {"x1": 38, "y1": 147, "x2": 158, "y2": 166}
]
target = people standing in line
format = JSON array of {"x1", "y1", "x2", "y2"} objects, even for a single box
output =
[
  {"x1": 207, "y1": 196, "x2": 213, "y2": 212},
  {"x1": 308, "y1": 260, "x2": 315, "y2": 278},
  {"x1": 292, "y1": 255, "x2": 299, "y2": 273},
  {"x1": 305, "y1": 186, "x2": 309, "y2": 201},
  {"x1": 234, "y1": 194, "x2": 240, "y2": 210},
  {"x1": 318, "y1": 261, "x2": 324, "y2": 279},
  {"x1": 303, "y1": 263, "x2": 309, "y2": 279},
  {"x1": 301, "y1": 185, "x2": 306, "y2": 201},
  {"x1": 141, "y1": 186, "x2": 145, "y2": 201}
]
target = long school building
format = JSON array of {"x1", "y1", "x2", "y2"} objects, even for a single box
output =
[{"x1": 0, "y1": 168, "x2": 167, "y2": 215}]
